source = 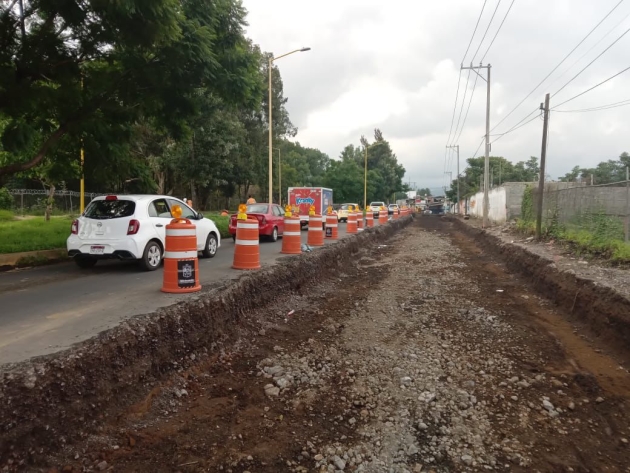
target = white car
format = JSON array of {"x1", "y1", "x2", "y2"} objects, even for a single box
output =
[{"x1": 67, "y1": 195, "x2": 221, "y2": 271}]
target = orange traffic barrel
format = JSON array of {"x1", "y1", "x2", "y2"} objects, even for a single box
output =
[
  {"x1": 378, "y1": 209, "x2": 388, "y2": 225},
  {"x1": 161, "y1": 218, "x2": 201, "y2": 293},
  {"x1": 232, "y1": 218, "x2": 261, "y2": 270},
  {"x1": 325, "y1": 214, "x2": 338, "y2": 239},
  {"x1": 357, "y1": 212, "x2": 364, "y2": 231},
  {"x1": 281, "y1": 216, "x2": 302, "y2": 254},
  {"x1": 346, "y1": 211, "x2": 357, "y2": 234},
  {"x1": 393, "y1": 209, "x2": 399, "y2": 220},
  {"x1": 307, "y1": 214, "x2": 324, "y2": 246},
  {"x1": 366, "y1": 211, "x2": 374, "y2": 228}
]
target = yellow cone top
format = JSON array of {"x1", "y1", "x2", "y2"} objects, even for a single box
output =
[
  {"x1": 327, "y1": 205, "x2": 333, "y2": 215},
  {"x1": 237, "y1": 203, "x2": 248, "y2": 220},
  {"x1": 171, "y1": 204, "x2": 182, "y2": 219},
  {"x1": 285, "y1": 204, "x2": 292, "y2": 217}
]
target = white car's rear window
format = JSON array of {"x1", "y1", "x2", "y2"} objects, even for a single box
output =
[{"x1": 84, "y1": 200, "x2": 136, "y2": 219}]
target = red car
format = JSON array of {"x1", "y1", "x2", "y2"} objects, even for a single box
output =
[{"x1": 229, "y1": 203, "x2": 286, "y2": 242}]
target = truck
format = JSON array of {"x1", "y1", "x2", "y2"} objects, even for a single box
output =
[{"x1": 287, "y1": 187, "x2": 333, "y2": 228}]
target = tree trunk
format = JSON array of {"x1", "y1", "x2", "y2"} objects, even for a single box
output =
[{"x1": 45, "y1": 184, "x2": 55, "y2": 221}]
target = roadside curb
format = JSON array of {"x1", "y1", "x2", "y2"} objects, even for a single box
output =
[{"x1": 0, "y1": 249, "x2": 67, "y2": 270}]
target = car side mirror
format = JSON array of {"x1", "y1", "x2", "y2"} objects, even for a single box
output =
[{"x1": 196, "y1": 212, "x2": 204, "y2": 220}]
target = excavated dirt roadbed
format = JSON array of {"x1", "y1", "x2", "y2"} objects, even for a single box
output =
[{"x1": 4, "y1": 216, "x2": 630, "y2": 472}]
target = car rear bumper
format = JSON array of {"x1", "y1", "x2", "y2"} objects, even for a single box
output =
[{"x1": 66, "y1": 236, "x2": 143, "y2": 259}]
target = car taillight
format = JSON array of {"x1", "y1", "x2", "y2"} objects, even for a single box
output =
[
  {"x1": 127, "y1": 219, "x2": 140, "y2": 235},
  {"x1": 71, "y1": 219, "x2": 79, "y2": 235}
]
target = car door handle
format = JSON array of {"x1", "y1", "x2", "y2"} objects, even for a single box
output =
[{"x1": 156, "y1": 224, "x2": 163, "y2": 227}]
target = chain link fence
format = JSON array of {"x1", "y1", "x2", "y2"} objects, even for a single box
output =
[
  {"x1": 536, "y1": 178, "x2": 630, "y2": 244},
  {"x1": 7, "y1": 189, "x2": 105, "y2": 216}
]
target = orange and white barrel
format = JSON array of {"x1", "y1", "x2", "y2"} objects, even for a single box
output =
[
  {"x1": 307, "y1": 214, "x2": 324, "y2": 246},
  {"x1": 232, "y1": 219, "x2": 261, "y2": 270},
  {"x1": 281, "y1": 216, "x2": 302, "y2": 254},
  {"x1": 378, "y1": 209, "x2": 388, "y2": 225},
  {"x1": 366, "y1": 211, "x2": 374, "y2": 228},
  {"x1": 357, "y1": 211, "x2": 364, "y2": 231},
  {"x1": 325, "y1": 214, "x2": 338, "y2": 239},
  {"x1": 346, "y1": 211, "x2": 357, "y2": 234},
  {"x1": 393, "y1": 208, "x2": 399, "y2": 220},
  {"x1": 162, "y1": 218, "x2": 201, "y2": 293}
]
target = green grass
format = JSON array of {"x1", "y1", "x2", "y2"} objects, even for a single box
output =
[
  {"x1": 0, "y1": 210, "x2": 15, "y2": 222},
  {"x1": 0, "y1": 212, "x2": 232, "y2": 255},
  {"x1": 0, "y1": 216, "x2": 73, "y2": 254}
]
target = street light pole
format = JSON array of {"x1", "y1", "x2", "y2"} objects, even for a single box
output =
[{"x1": 268, "y1": 47, "x2": 311, "y2": 204}]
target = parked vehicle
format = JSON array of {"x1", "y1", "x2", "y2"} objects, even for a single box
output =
[
  {"x1": 287, "y1": 187, "x2": 334, "y2": 228},
  {"x1": 369, "y1": 201, "x2": 386, "y2": 218},
  {"x1": 388, "y1": 204, "x2": 400, "y2": 216},
  {"x1": 67, "y1": 195, "x2": 221, "y2": 271},
  {"x1": 228, "y1": 203, "x2": 286, "y2": 242},
  {"x1": 336, "y1": 203, "x2": 359, "y2": 222}
]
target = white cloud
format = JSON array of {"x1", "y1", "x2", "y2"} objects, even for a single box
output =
[{"x1": 243, "y1": 0, "x2": 630, "y2": 192}]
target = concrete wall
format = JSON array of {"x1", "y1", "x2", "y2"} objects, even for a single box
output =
[{"x1": 459, "y1": 182, "x2": 535, "y2": 224}]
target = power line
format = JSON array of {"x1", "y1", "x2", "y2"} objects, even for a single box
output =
[
  {"x1": 489, "y1": 0, "x2": 626, "y2": 134},
  {"x1": 471, "y1": 0, "x2": 503, "y2": 62},
  {"x1": 449, "y1": 69, "x2": 472, "y2": 147},
  {"x1": 551, "y1": 24, "x2": 630, "y2": 98},
  {"x1": 554, "y1": 97, "x2": 630, "y2": 112},
  {"x1": 546, "y1": 9, "x2": 630, "y2": 92},
  {"x1": 552, "y1": 64, "x2": 630, "y2": 108},
  {"x1": 491, "y1": 111, "x2": 541, "y2": 143},
  {"x1": 453, "y1": 69, "x2": 480, "y2": 145},
  {"x1": 463, "y1": 0, "x2": 489, "y2": 63},
  {"x1": 480, "y1": 0, "x2": 517, "y2": 62},
  {"x1": 444, "y1": 0, "x2": 489, "y2": 180}
]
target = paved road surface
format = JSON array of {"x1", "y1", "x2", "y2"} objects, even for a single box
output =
[{"x1": 0, "y1": 224, "x2": 355, "y2": 364}]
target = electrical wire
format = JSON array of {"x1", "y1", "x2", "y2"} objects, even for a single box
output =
[
  {"x1": 488, "y1": 0, "x2": 626, "y2": 134},
  {"x1": 480, "y1": 0, "x2": 517, "y2": 62},
  {"x1": 553, "y1": 97, "x2": 630, "y2": 112},
  {"x1": 463, "y1": 0, "x2": 489, "y2": 63},
  {"x1": 449, "y1": 69, "x2": 472, "y2": 147},
  {"x1": 471, "y1": 0, "x2": 503, "y2": 62},
  {"x1": 453, "y1": 69, "x2": 480, "y2": 145},
  {"x1": 545, "y1": 9, "x2": 630, "y2": 92},
  {"x1": 491, "y1": 112, "x2": 541, "y2": 144},
  {"x1": 552, "y1": 64, "x2": 630, "y2": 109},
  {"x1": 551, "y1": 24, "x2": 630, "y2": 98}
]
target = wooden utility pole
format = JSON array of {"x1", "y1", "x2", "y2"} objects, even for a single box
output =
[
  {"x1": 462, "y1": 63, "x2": 491, "y2": 227},
  {"x1": 535, "y1": 93, "x2": 550, "y2": 240}
]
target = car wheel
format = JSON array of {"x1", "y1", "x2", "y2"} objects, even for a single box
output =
[
  {"x1": 140, "y1": 240, "x2": 162, "y2": 271},
  {"x1": 202, "y1": 233, "x2": 218, "y2": 258},
  {"x1": 269, "y1": 226, "x2": 278, "y2": 242},
  {"x1": 75, "y1": 256, "x2": 97, "y2": 269}
]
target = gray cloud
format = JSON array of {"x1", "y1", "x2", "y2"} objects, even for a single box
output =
[{"x1": 243, "y1": 0, "x2": 630, "y2": 192}]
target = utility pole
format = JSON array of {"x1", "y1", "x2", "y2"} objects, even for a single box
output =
[
  {"x1": 446, "y1": 145, "x2": 460, "y2": 214},
  {"x1": 462, "y1": 63, "x2": 491, "y2": 227},
  {"x1": 535, "y1": 93, "x2": 550, "y2": 240}
]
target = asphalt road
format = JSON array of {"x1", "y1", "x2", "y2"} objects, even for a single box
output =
[{"x1": 0, "y1": 224, "x2": 356, "y2": 364}]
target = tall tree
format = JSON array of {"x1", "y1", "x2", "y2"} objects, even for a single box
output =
[{"x1": 0, "y1": 0, "x2": 259, "y2": 181}]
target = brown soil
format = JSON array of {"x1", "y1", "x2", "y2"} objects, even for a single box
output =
[{"x1": 5, "y1": 217, "x2": 630, "y2": 472}]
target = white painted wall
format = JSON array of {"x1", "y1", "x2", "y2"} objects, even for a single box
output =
[{"x1": 465, "y1": 187, "x2": 507, "y2": 224}]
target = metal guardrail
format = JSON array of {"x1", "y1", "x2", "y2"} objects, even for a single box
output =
[{"x1": 7, "y1": 189, "x2": 104, "y2": 198}]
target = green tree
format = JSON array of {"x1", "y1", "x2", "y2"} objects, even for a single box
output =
[
  {"x1": 417, "y1": 188, "x2": 432, "y2": 196},
  {"x1": 0, "y1": 0, "x2": 259, "y2": 183}
]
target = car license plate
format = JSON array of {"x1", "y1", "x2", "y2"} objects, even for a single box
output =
[{"x1": 90, "y1": 245, "x2": 105, "y2": 255}]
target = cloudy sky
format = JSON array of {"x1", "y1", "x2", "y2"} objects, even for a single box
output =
[{"x1": 242, "y1": 0, "x2": 630, "y2": 194}]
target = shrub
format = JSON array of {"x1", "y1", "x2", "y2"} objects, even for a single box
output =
[{"x1": 0, "y1": 187, "x2": 13, "y2": 210}]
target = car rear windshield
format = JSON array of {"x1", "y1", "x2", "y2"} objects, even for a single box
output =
[
  {"x1": 246, "y1": 204, "x2": 269, "y2": 214},
  {"x1": 84, "y1": 200, "x2": 136, "y2": 219},
  {"x1": 371, "y1": 202, "x2": 384, "y2": 206}
]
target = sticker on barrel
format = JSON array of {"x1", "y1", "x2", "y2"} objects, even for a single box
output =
[
  {"x1": 325, "y1": 227, "x2": 332, "y2": 238},
  {"x1": 177, "y1": 260, "x2": 196, "y2": 288}
]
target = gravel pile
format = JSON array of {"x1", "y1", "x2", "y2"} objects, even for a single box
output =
[{"x1": 254, "y1": 227, "x2": 584, "y2": 472}]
